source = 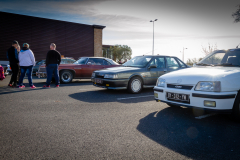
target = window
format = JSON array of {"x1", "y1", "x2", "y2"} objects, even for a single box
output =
[
  {"x1": 123, "y1": 56, "x2": 152, "y2": 68},
  {"x1": 88, "y1": 58, "x2": 103, "y2": 65},
  {"x1": 166, "y1": 57, "x2": 180, "y2": 70},
  {"x1": 103, "y1": 60, "x2": 111, "y2": 65},
  {"x1": 150, "y1": 57, "x2": 165, "y2": 68},
  {"x1": 74, "y1": 58, "x2": 88, "y2": 64},
  {"x1": 177, "y1": 59, "x2": 186, "y2": 68}
]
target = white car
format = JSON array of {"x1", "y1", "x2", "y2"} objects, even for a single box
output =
[{"x1": 154, "y1": 48, "x2": 240, "y2": 121}]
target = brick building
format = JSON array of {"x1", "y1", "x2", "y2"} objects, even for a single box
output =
[{"x1": 0, "y1": 11, "x2": 105, "y2": 63}]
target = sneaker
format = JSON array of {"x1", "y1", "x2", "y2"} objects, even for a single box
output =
[
  {"x1": 8, "y1": 84, "x2": 13, "y2": 87},
  {"x1": 18, "y1": 85, "x2": 25, "y2": 88},
  {"x1": 56, "y1": 85, "x2": 59, "y2": 87},
  {"x1": 30, "y1": 85, "x2": 36, "y2": 89},
  {"x1": 43, "y1": 85, "x2": 50, "y2": 88}
]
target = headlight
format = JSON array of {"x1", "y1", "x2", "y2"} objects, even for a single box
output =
[
  {"x1": 156, "y1": 78, "x2": 165, "y2": 87},
  {"x1": 92, "y1": 72, "x2": 95, "y2": 77},
  {"x1": 195, "y1": 81, "x2": 221, "y2": 92},
  {"x1": 104, "y1": 74, "x2": 118, "y2": 79}
]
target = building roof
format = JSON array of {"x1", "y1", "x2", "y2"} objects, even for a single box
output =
[{"x1": 0, "y1": 11, "x2": 106, "y2": 29}]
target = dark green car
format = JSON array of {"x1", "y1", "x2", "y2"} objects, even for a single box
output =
[{"x1": 91, "y1": 55, "x2": 189, "y2": 93}]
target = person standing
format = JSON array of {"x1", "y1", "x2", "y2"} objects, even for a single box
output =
[
  {"x1": 7, "y1": 40, "x2": 19, "y2": 87},
  {"x1": 43, "y1": 43, "x2": 61, "y2": 88},
  {"x1": 18, "y1": 43, "x2": 36, "y2": 89}
]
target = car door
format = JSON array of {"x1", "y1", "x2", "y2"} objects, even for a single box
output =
[
  {"x1": 81, "y1": 58, "x2": 105, "y2": 78},
  {"x1": 146, "y1": 57, "x2": 166, "y2": 85}
]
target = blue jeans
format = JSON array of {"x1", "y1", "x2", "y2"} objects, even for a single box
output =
[
  {"x1": 46, "y1": 64, "x2": 59, "y2": 86},
  {"x1": 18, "y1": 65, "x2": 33, "y2": 86}
]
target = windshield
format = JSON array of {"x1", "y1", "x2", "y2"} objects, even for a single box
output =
[
  {"x1": 107, "y1": 59, "x2": 119, "y2": 65},
  {"x1": 197, "y1": 49, "x2": 240, "y2": 66},
  {"x1": 74, "y1": 57, "x2": 88, "y2": 65},
  {"x1": 122, "y1": 56, "x2": 152, "y2": 68}
]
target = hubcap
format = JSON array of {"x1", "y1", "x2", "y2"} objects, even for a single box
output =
[
  {"x1": 131, "y1": 79, "x2": 141, "y2": 92},
  {"x1": 62, "y1": 72, "x2": 71, "y2": 82}
]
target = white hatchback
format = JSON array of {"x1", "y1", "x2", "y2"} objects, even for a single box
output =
[{"x1": 154, "y1": 48, "x2": 240, "y2": 121}]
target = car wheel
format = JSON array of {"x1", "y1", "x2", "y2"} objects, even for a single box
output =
[
  {"x1": 232, "y1": 94, "x2": 240, "y2": 121},
  {"x1": 128, "y1": 77, "x2": 143, "y2": 94},
  {"x1": 60, "y1": 70, "x2": 73, "y2": 83}
]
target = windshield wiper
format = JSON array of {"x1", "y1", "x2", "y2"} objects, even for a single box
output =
[
  {"x1": 196, "y1": 63, "x2": 211, "y2": 66},
  {"x1": 213, "y1": 63, "x2": 240, "y2": 67}
]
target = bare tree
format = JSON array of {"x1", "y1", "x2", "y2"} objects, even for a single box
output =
[
  {"x1": 232, "y1": 4, "x2": 240, "y2": 23},
  {"x1": 202, "y1": 43, "x2": 218, "y2": 56}
]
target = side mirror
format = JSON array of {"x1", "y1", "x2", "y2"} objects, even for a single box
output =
[
  {"x1": 148, "y1": 64, "x2": 157, "y2": 69},
  {"x1": 87, "y1": 62, "x2": 92, "y2": 65}
]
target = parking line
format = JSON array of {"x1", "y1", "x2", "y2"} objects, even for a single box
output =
[
  {"x1": 117, "y1": 95, "x2": 153, "y2": 100},
  {"x1": 195, "y1": 113, "x2": 217, "y2": 119}
]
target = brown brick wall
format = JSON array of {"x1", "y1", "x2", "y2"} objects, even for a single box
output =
[{"x1": 94, "y1": 28, "x2": 103, "y2": 57}]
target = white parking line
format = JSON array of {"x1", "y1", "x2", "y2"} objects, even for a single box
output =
[
  {"x1": 117, "y1": 95, "x2": 153, "y2": 100},
  {"x1": 195, "y1": 113, "x2": 217, "y2": 119}
]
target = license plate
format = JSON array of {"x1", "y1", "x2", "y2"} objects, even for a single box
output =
[
  {"x1": 94, "y1": 78, "x2": 102, "y2": 84},
  {"x1": 166, "y1": 92, "x2": 189, "y2": 102}
]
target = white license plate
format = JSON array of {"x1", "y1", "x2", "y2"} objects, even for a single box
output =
[
  {"x1": 95, "y1": 78, "x2": 102, "y2": 84},
  {"x1": 166, "y1": 92, "x2": 189, "y2": 102}
]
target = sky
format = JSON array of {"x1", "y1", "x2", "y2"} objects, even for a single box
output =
[{"x1": 0, "y1": 0, "x2": 240, "y2": 62}]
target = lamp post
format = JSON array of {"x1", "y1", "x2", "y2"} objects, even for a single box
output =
[
  {"x1": 150, "y1": 19, "x2": 157, "y2": 55},
  {"x1": 182, "y1": 47, "x2": 187, "y2": 62}
]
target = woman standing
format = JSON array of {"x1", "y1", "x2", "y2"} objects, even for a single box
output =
[{"x1": 18, "y1": 43, "x2": 36, "y2": 88}]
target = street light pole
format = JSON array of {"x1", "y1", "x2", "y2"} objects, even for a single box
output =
[
  {"x1": 150, "y1": 19, "x2": 157, "y2": 55},
  {"x1": 182, "y1": 47, "x2": 187, "y2": 62}
]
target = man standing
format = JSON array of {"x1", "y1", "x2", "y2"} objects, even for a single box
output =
[
  {"x1": 7, "y1": 40, "x2": 19, "y2": 87},
  {"x1": 43, "y1": 43, "x2": 61, "y2": 88}
]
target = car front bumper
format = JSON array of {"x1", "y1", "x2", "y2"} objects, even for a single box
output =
[
  {"x1": 91, "y1": 77, "x2": 128, "y2": 90},
  {"x1": 153, "y1": 86, "x2": 237, "y2": 112}
]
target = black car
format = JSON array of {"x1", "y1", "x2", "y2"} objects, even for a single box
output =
[{"x1": 91, "y1": 55, "x2": 189, "y2": 93}]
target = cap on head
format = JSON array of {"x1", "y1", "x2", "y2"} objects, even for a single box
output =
[
  {"x1": 12, "y1": 40, "x2": 18, "y2": 45},
  {"x1": 23, "y1": 43, "x2": 29, "y2": 48}
]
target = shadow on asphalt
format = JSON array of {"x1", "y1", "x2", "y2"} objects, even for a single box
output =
[
  {"x1": 136, "y1": 106, "x2": 240, "y2": 160},
  {"x1": 69, "y1": 88, "x2": 154, "y2": 104},
  {"x1": 0, "y1": 78, "x2": 93, "y2": 95}
]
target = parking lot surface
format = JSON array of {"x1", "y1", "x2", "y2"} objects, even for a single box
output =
[{"x1": 1, "y1": 76, "x2": 240, "y2": 160}]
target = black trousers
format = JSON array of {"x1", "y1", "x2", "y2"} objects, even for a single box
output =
[{"x1": 9, "y1": 63, "x2": 19, "y2": 85}]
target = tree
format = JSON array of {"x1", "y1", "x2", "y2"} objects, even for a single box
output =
[
  {"x1": 232, "y1": 4, "x2": 240, "y2": 23},
  {"x1": 109, "y1": 45, "x2": 132, "y2": 62},
  {"x1": 202, "y1": 43, "x2": 218, "y2": 56}
]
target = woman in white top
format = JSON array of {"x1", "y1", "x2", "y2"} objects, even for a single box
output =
[{"x1": 18, "y1": 43, "x2": 36, "y2": 88}]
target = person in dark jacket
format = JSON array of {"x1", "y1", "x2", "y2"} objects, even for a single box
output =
[
  {"x1": 43, "y1": 43, "x2": 61, "y2": 88},
  {"x1": 7, "y1": 40, "x2": 19, "y2": 87}
]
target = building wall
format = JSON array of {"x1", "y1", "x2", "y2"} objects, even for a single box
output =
[
  {"x1": 94, "y1": 28, "x2": 103, "y2": 57},
  {"x1": 0, "y1": 12, "x2": 105, "y2": 62}
]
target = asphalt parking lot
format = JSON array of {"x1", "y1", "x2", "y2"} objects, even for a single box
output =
[{"x1": 1, "y1": 76, "x2": 240, "y2": 160}]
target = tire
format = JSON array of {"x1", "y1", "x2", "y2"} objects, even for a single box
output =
[
  {"x1": 232, "y1": 93, "x2": 240, "y2": 122},
  {"x1": 60, "y1": 70, "x2": 73, "y2": 83},
  {"x1": 128, "y1": 77, "x2": 143, "y2": 94}
]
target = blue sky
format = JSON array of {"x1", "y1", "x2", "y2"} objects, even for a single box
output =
[{"x1": 0, "y1": 0, "x2": 240, "y2": 61}]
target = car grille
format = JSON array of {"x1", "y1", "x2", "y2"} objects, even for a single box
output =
[
  {"x1": 39, "y1": 68, "x2": 46, "y2": 72},
  {"x1": 167, "y1": 84, "x2": 193, "y2": 90},
  {"x1": 95, "y1": 73, "x2": 104, "y2": 78}
]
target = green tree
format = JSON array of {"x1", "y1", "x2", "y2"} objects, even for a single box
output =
[
  {"x1": 232, "y1": 4, "x2": 240, "y2": 23},
  {"x1": 110, "y1": 45, "x2": 132, "y2": 62}
]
